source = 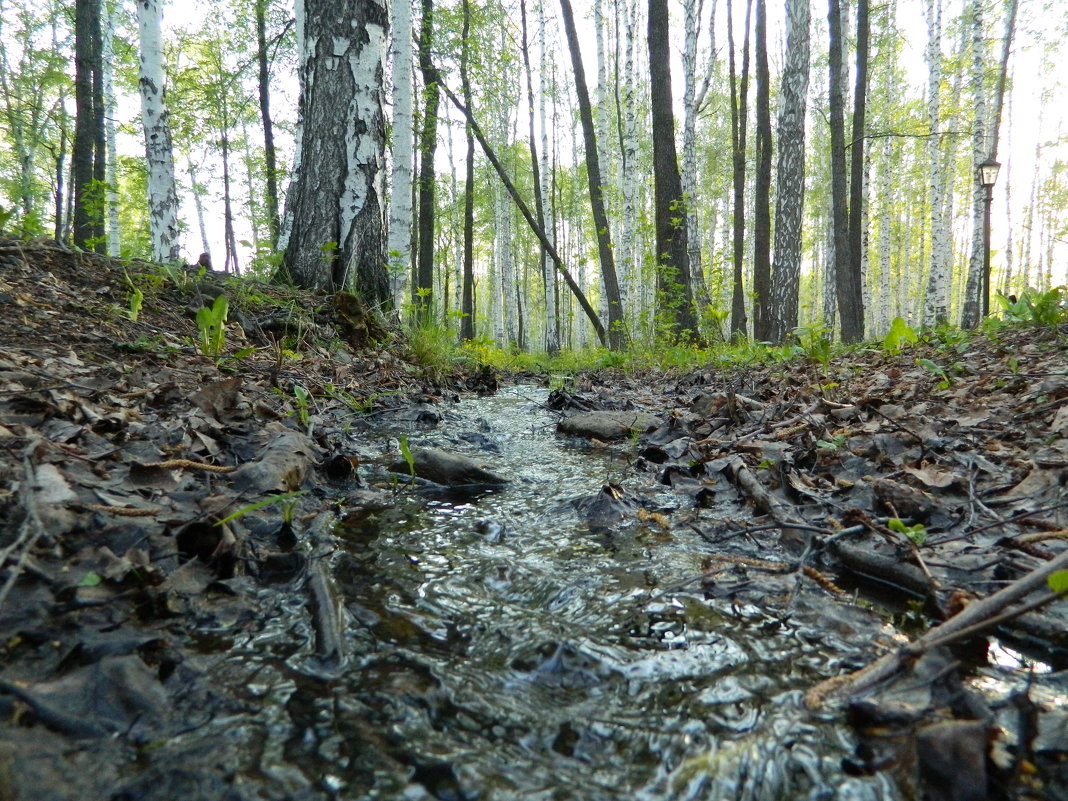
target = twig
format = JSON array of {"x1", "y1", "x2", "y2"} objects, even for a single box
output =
[
  {"x1": 806, "y1": 547, "x2": 1068, "y2": 707},
  {"x1": 0, "y1": 454, "x2": 48, "y2": 612}
]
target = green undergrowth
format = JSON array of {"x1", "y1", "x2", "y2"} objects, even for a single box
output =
[{"x1": 405, "y1": 285, "x2": 1068, "y2": 382}]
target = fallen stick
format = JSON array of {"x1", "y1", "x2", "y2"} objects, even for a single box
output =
[{"x1": 806, "y1": 548, "x2": 1068, "y2": 708}]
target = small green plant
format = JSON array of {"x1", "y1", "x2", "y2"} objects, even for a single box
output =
[
  {"x1": 195, "y1": 294, "x2": 229, "y2": 357},
  {"x1": 888, "y1": 517, "x2": 927, "y2": 547},
  {"x1": 816, "y1": 432, "x2": 848, "y2": 450},
  {"x1": 792, "y1": 324, "x2": 834, "y2": 370},
  {"x1": 399, "y1": 436, "x2": 416, "y2": 476},
  {"x1": 292, "y1": 384, "x2": 311, "y2": 427},
  {"x1": 882, "y1": 316, "x2": 918, "y2": 355},
  {"x1": 121, "y1": 269, "x2": 144, "y2": 322},
  {"x1": 917, "y1": 357, "x2": 952, "y2": 388},
  {"x1": 214, "y1": 490, "x2": 308, "y2": 526}
]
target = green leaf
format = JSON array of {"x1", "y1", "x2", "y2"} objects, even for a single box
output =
[
  {"x1": 79, "y1": 572, "x2": 103, "y2": 587},
  {"x1": 399, "y1": 436, "x2": 416, "y2": 476},
  {"x1": 1049, "y1": 570, "x2": 1068, "y2": 595}
]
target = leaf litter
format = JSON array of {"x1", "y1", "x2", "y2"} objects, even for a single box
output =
[{"x1": 0, "y1": 236, "x2": 1066, "y2": 800}]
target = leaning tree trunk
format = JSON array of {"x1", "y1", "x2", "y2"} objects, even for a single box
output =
[
  {"x1": 560, "y1": 0, "x2": 627, "y2": 349},
  {"x1": 768, "y1": 0, "x2": 810, "y2": 343},
  {"x1": 649, "y1": 0, "x2": 699, "y2": 340},
  {"x1": 280, "y1": 0, "x2": 389, "y2": 302},
  {"x1": 135, "y1": 0, "x2": 180, "y2": 262}
]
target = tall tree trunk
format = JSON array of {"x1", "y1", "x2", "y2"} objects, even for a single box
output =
[
  {"x1": 72, "y1": 0, "x2": 103, "y2": 251},
  {"x1": 960, "y1": 0, "x2": 1017, "y2": 326},
  {"x1": 280, "y1": 0, "x2": 389, "y2": 300},
  {"x1": 101, "y1": 0, "x2": 120, "y2": 256},
  {"x1": 751, "y1": 0, "x2": 772, "y2": 341},
  {"x1": 414, "y1": 0, "x2": 440, "y2": 322},
  {"x1": 220, "y1": 127, "x2": 239, "y2": 273},
  {"x1": 844, "y1": 0, "x2": 869, "y2": 341},
  {"x1": 255, "y1": 0, "x2": 281, "y2": 246},
  {"x1": 135, "y1": 0, "x2": 180, "y2": 262},
  {"x1": 649, "y1": 0, "x2": 699, "y2": 340},
  {"x1": 617, "y1": 0, "x2": 639, "y2": 334},
  {"x1": 727, "y1": 0, "x2": 753, "y2": 339},
  {"x1": 921, "y1": 0, "x2": 949, "y2": 325},
  {"x1": 682, "y1": 0, "x2": 714, "y2": 328},
  {"x1": 459, "y1": 0, "x2": 476, "y2": 341},
  {"x1": 768, "y1": 0, "x2": 810, "y2": 342},
  {"x1": 828, "y1": 0, "x2": 856, "y2": 341},
  {"x1": 387, "y1": 0, "x2": 414, "y2": 308},
  {"x1": 560, "y1": 0, "x2": 627, "y2": 349}
]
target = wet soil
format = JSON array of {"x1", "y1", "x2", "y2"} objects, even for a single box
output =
[{"x1": 1, "y1": 238, "x2": 1067, "y2": 801}]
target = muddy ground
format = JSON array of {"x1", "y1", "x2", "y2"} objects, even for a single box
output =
[{"x1": 0, "y1": 237, "x2": 1066, "y2": 800}]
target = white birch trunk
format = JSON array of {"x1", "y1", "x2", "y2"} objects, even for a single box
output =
[
  {"x1": 539, "y1": 0, "x2": 559, "y2": 353},
  {"x1": 682, "y1": 0, "x2": 715, "y2": 319},
  {"x1": 387, "y1": 0, "x2": 414, "y2": 308},
  {"x1": 959, "y1": 0, "x2": 987, "y2": 327},
  {"x1": 136, "y1": 0, "x2": 181, "y2": 262},
  {"x1": 922, "y1": 0, "x2": 950, "y2": 324},
  {"x1": 877, "y1": 137, "x2": 892, "y2": 328},
  {"x1": 102, "y1": 0, "x2": 120, "y2": 256},
  {"x1": 618, "y1": 0, "x2": 640, "y2": 331}
]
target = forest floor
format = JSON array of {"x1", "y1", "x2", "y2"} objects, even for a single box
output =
[{"x1": 0, "y1": 236, "x2": 1066, "y2": 801}]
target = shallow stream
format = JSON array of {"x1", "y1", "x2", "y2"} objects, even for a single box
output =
[{"x1": 312, "y1": 386, "x2": 890, "y2": 800}]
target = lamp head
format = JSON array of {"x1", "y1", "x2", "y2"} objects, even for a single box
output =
[{"x1": 978, "y1": 158, "x2": 1001, "y2": 188}]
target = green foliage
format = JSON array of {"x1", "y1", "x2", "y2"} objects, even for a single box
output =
[
  {"x1": 883, "y1": 316, "x2": 918, "y2": 354},
  {"x1": 791, "y1": 324, "x2": 834, "y2": 369},
  {"x1": 407, "y1": 321, "x2": 457, "y2": 373},
  {"x1": 816, "y1": 433, "x2": 847, "y2": 450},
  {"x1": 195, "y1": 294, "x2": 229, "y2": 357},
  {"x1": 888, "y1": 517, "x2": 927, "y2": 547},
  {"x1": 995, "y1": 287, "x2": 1068, "y2": 326},
  {"x1": 214, "y1": 490, "x2": 308, "y2": 527},
  {"x1": 122, "y1": 270, "x2": 144, "y2": 321},
  {"x1": 917, "y1": 357, "x2": 952, "y2": 388}
]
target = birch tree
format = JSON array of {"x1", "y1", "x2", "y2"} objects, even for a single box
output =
[
  {"x1": 682, "y1": 0, "x2": 715, "y2": 324},
  {"x1": 921, "y1": 0, "x2": 950, "y2": 325},
  {"x1": 768, "y1": 0, "x2": 810, "y2": 342},
  {"x1": 135, "y1": 0, "x2": 180, "y2": 262},
  {"x1": 387, "y1": 0, "x2": 414, "y2": 306},
  {"x1": 280, "y1": 0, "x2": 390, "y2": 301}
]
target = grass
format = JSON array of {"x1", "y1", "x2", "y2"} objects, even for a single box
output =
[{"x1": 401, "y1": 286, "x2": 1068, "y2": 383}]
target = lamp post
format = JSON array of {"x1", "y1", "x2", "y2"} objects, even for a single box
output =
[{"x1": 978, "y1": 157, "x2": 1000, "y2": 318}]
